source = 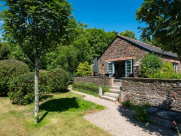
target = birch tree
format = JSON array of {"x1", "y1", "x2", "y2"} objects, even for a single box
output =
[{"x1": 0, "y1": 0, "x2": 74, "y2": 124}]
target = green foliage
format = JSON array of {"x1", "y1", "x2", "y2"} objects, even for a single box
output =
[
  {"x1": 121, "y1": 93, "x2": 151, "y2": 122},
  {"x1": 0, "y1": 42, "x2": 11, "y2": 60},
  {"x1": 136, "y1": 0, "x2": 181, "y2": 61},
  {"x1": 121, "y1": 93, "x2": 133, "y2": 108},
  {"x1": 0, "y1": 60, "x2": 30, "y2": 96},
  {"x1": 8, "y1": 68, "x2": 69, "y2": 105},
  {"x1": 72, "y1": 82, "x2": 110, "y2": 96},
  {"x1": 119, "y1": 30, "x2": 137, "y2": 40},
  {"x1": 150, "y1": 61, "x2": 181, "y2": 79},
  {"x1": 76, "y1": 62, "x2": 92, "y2": 76},
  {"x1": 48, "y1": 68, "x2": 69, "y2": 92},
  {"x1": 133, "y1": 102, "x2": 152, "y2": 122},
  {"x1": 8, "y1": 71, "x2": 50, "y2": 105},
  {"x1": 139, "y1": 53, "x2": 162, "y2": 78}
]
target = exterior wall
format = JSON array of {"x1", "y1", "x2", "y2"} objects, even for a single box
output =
[
  {"x1": 98, "y1": 37, "x2": 148, "y2": 74},
  {"x1": 74, "y1": 76, "x2": 113, "y2": 87},
  {"x1": 98, "y1": 37, "x2": 181, "y2": 76},
  {"x1": 122, "y1": 77, "x2": 181, "y2": 112}
]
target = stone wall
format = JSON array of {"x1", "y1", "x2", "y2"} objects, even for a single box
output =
[
  {"x1": 122, "y1": 77, "x2": 181, "y2": 112},
  {"x1": 98, "y1": 36, "x2": 181, "y2": 75},
  {"x1": 98, "y1": 37, "x2": 148, "y2": 74},
  {"x1": 74, "y1": 76, "x2": 113, "y2": 87}
]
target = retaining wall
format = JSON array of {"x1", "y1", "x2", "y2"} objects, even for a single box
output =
[
  {"x1": 74, "y1": 76, "x2": 113, "y2": 87},
  {"x1": 122, "y1": 78, "x2": 181, "y2": 112}
]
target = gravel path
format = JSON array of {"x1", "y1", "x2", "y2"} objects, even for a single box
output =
[{"x1": 70, "y1": 89, "x2": 178, "y2": 136}]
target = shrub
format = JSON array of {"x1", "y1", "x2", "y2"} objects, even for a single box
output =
[
  {"x1": 8, "y1": 68, "x2": 69, "y2": 105},
  {"x1": 150, "y1": 62, "x2": 181, "y2": 79},
  {"x1": 48, "y1": 68, "x2": 69, "y2": 92},
  {"x1": 121, "y1": 93, "x2": 133, "y2": 108},
  {"x1": 76, "y1": 62, "x2": 92, "y2": 76},
  {"x1": 121, "y1": 93, "x2": 151, "y2": 122},
  {"x1": 8, "y1": 71, "x2": 50, "y2": 105},
  {"x1": 72, "y1": 82, "x2": 109, "y2": 96},
  {"x1": 0, "y1": 60, "x2": 30, "y2": 96},
  {"x1": 139, "y1": 53, "x2": 162, "y2": 78}
]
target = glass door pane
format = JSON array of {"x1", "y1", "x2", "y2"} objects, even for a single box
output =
[
  {"x1": 125, "y1": 60, "x2": 133, "y2": 77},
  {"x1": 107, "y1": 62, "x2": 115, "y2": 77}
]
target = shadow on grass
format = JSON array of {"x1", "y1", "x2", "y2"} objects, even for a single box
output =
[
  {"x1": 40, "y1": 97, "x2": 79, "y2": 112},
  {"x1": 39, "y1": 97, "x2": 79, "y2": 123},
  {"x1": 117, "y1": 106, "x2": 177, "y2": 136}
]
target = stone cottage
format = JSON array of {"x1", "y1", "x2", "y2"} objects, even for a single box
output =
[{"x1": 98, "y1": 34, "x2": 180, "y2": 78}]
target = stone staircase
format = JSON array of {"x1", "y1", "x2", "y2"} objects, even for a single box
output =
[{"x1": 100, "y1": 86, "x2": 122, "y2": 102}]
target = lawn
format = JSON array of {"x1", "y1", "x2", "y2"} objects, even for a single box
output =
[{"x1": 0, "y1": 92, "x2": 110, "y2": 136}]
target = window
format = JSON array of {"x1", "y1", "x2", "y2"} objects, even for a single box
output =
[{"x1": 172, "y1": 63, "x2": 178, "y2": 73}]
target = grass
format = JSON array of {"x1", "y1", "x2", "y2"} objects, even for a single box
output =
[
  {"x1": 0, "y1": 92, "x2": 110, "y2": 136},
  {"x1": 72, "y1": 88, "x2": 99, "y2": 97}
]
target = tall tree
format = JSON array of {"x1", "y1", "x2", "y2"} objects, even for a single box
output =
[
  {"x1": 136, "y1": 0, "x2": 181, "y2": 61},
  {"x1": 119, "y1": 30, "x2": 137, "y2": 40},
  {"x1": 1, "y1": 0, "x2": 74, "y2": 124}
]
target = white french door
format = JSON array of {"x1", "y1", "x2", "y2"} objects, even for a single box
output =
[
  {"x1": 107, "y1": 62, "x2": 115, "y2": 77},
  {"x1": 125, "y1": 60, "x2": 133, "y2": 77}
]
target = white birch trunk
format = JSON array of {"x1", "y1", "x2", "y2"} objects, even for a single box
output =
[{"x1": 34, "y1": 59, "x2": 39, "y2": 124}]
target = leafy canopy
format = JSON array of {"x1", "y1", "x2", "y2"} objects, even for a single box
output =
[
  {"x1": 0, "y1": 0, "x2": 74, "y2": 65},
  {"x1": 119, "y1": 30, "x2": 137, "y2": 40},
  {"x1": 136, "y1": 0, "x2": 181, "y2": 60}
]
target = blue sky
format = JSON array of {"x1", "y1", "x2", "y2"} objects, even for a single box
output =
[
  {"x1": 0, "y1": 0, "x2": 146, "y2": 39},
  {"x1": 67, "y1": 0, "x2": 146, "y2": 39}
]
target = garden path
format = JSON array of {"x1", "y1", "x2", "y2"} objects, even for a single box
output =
[{"x1": 70, "y1": 89, "x2": 177, "y2": 136}]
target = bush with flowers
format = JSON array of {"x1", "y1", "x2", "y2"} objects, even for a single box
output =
[
  {"x1": 173, "y1": 121, "x2": 181, "y2": 136},
  {"x1": 121, "y1": 93, "x2": 133, "y2": 109}
]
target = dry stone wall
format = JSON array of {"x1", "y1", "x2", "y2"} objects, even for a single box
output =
[
  {"x1": 74, "y1": 76, "x2": 113, "y2": 87},
  {"x1": 122, "y1": 78, "x2": 181, "y2": 112}
]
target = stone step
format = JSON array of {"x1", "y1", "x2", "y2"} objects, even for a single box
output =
[
  {"x1": 104, "y1": 92, "x2": 119, "y2": 98},
  {"x1": 109, "y1": 89, "x2": 121, "y2": 94},
  {"x1": 101, "y1": 95, "x2": 118, "y2": 102},
  {"x1": 111, "y1": 86, "x2": 120, "y2": 89},
  {"x1": 111, "y1": 86, "x2": 122, "y2": 90}
]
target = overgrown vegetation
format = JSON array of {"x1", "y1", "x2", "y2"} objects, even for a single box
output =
[
  {"x1": 150, "y1": 62, "x2": 181, "y2": 79},
  {"x1": 0, "y1": 92, "x2": 110, "y2": 136},
  {"x1": 76, "y1": 62, "x2": 92, "y2": 76},
  {"x1": 0, "y1": 60, "x2": 30, "y2": 96},
  {"x1": 139, "y1": 53, "x2": 181, "y2": 79},
  {"x1": 121, "y1": 93, "x2": 151, "y2": 122},
  {"x1": 72, "y1": 82, "x2": 110, "y2": 96}
]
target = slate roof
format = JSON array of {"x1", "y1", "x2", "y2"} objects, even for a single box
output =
[{"x1": 117, "y1": 35, "x2": 177, "y2": 58}]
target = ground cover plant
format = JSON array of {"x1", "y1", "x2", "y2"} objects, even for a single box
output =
[
  {"x1": 0, "y1": 92, "x2": 110, "y2": 136},
  {"x1": 121, "y1": 93, "x2": 151, "y2": 122},
  {"x1": 72, "y1": 82, "x2": 110, "y2": 96}
]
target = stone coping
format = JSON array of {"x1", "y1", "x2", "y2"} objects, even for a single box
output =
[{"x1": 122, "y1": 77, "x2": 181, "y2": 83}]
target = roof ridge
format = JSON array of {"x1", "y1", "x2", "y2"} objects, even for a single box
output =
[{"x1": 117, "y1": 34, "x2": 163, "y2": 50}]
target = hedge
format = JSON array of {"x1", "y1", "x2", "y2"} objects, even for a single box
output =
[
  {"x1": 72, "y1": 82, "x2": 109, "y2": 96},
  {"x1": 8, "y1": 71, "x2": 50, "y2": 105},
  {"x1": 48, "y1": 68, "x2": 69, "y2": 92},
  {"x1": 8, "y1": 68, "x2": 69, "y2": 105},
  {"x1": 0, "y1": 60, "x2": 30, "y2": 96}
]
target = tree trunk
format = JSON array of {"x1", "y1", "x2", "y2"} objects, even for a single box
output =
[{"x1": 34, "y1": 59, "x2": 39, "y2": 124}]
